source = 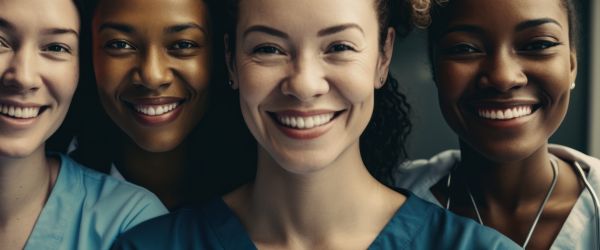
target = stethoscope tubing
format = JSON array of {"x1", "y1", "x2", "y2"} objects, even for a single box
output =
[{"x1": 574, "y1": 161, "x2": 600, "y2": 250}]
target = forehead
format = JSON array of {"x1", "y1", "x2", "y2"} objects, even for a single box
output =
[
  {"x1": 237, "y1": 0, "x2": 378, "y2": 34},
  {"x1": 446, "y1": 0, "x2": 568, "y2": 29},
  {"x1": 0, "y1": 0, "x2": 79, "y2": 33},
  {"x1": 94, "y1": 0, "x2": 209, "y2": 27}
]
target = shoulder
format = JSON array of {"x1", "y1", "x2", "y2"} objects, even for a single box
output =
[
  {"x1": 58, "y1": 154, "x2": 168, "y2": 231},
  {"x1": 113, "y1": 198, "x2": 254, "y2": 250},
  {"x1": 392, "y1": 150, "x2": 460, "y2": 193},
  {"x1": 373, "y1": 191, "x2": 520, "y2": 250}
]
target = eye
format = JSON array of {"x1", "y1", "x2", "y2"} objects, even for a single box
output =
[
  {"x1": 521, "y1": 40, "x2": 561, "y2": 51},
  {"x1": 104, "y1": 40, "x2": 135, "y2": 50},
  {"x1": 327, "y1": 43, "x2": 355, "y2": 53},
  {"x1": 169, "y1": 40, "x2": 198, "y2": 50},
  {"x1": 44, "y1": 44, "x2": 71, "y2": 53},
  {"x1": 0, "y1": 37, "x2": 12, "y2": 50},
  {"x1": 442, "y1": 43, "x2": 481, "y2": 55},
  {"x1": 252, "y1": 45, "x2": 284, "y2": 55}
]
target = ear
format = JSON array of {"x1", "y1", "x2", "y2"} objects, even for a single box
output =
[
  {"x1": 224, "y1": 34, "x2": 239, "y2": 89},
  {"x1": 569, "y1": 49, "x2": 578, "y2": 86},
  {"x1": 376, "y1": 27, "x2": 395, "y2": 89}
]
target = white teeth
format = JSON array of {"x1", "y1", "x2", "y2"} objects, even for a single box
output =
[
  {"x1": 0, "y1": 105, "x2": 41, "y2": 119},
  {"x1": 135, "y1": 103, "x2": 179, "y2": 116},
  {"x1": 277, "y1": 113, "x2": 335, "y2": 129},
  {"x1": 477, "y1": 106, "x2": 533, "y2": 120}
]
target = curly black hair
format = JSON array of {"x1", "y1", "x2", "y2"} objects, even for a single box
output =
[{"x1": 225, "y1": 0, "x2": 413, "y2": 184}]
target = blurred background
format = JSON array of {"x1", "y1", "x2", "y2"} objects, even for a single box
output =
[{"x1": 390, "y1": 0, "x2": 600, "y2": 159}]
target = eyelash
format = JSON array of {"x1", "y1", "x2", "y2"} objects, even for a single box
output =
[
  {"x1": 520, "y1": 40, "x2": 561, "y2": 51},
  {"x1": 169, "y1": 40, "x2": 198, "y2": 50},
  {"x1": 43, "y1": 43, "x2": 72, "y2": 54},
  {"x1": 442, "y1": 43, "x2": 481, "y2": 55},
  {"x1": 104, "y1": 40, "x2": 135, "y2": 50},
  {"x1": 327, "y1": 43, "x2": 356, "y2": 53},
  {"x1": 252, "y1": 45, "x2": 285, "y2": 55}
]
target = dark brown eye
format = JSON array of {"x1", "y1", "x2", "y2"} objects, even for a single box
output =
[{"x1": 521, "y1": 40, "x2": 561, "y2": 51}]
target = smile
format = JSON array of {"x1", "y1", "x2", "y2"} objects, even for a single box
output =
[
  {"x1": 476, "y1": 105, "x2": 534, "y2": 120},
  {"x1": 134, "y1": 103, "x2": 179, "y2": 116},
  {"x1": 276, "y1": 113, "x2": 335, "y2": 129},
  {"x1": 0, "y1": 104, "x2": 43, "y2": 119}
]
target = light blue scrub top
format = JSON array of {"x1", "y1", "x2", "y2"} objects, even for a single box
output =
[{"x1": 24, "y1": 154, "x2": 168, "y2": 250}]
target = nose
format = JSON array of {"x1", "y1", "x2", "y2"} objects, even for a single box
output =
[
  {"x1": 1, "y1": 47, "x2": 41, "y2": 92},
  {"x1": 135, "y1": 46, "x2": 173, "y2": 90},
  {"x1": 478, "y1": 49, "x2": 527, "y2": 92},
  {"x1": 281, "y1": 54, "x2": 329, "y2": 101}
]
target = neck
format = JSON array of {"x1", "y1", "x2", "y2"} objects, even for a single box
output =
[
  {"x1": 457, "y1": 141, "x2": 555, "y2": 209},
  {"x1": 228, "y1": 142, "x2": 404, "y2": 248},
  {"x1": 0, "y1": 145, "x2": 56, "y2": 225},
  {"x1": 115, "y1": 138, "x2": 188, "y2": 209}
]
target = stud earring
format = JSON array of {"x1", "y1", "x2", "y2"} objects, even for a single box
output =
[
  {"x1": 378, "y1": 77, "x2": 385, "y2": 87},
  {"x1": 570, "y1": 82, "x2": 576, "y2": 90},
  {"x1": 228, "y1": 80, "x2": 234, "y2": 87}
]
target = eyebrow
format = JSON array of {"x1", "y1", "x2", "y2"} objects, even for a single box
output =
[
  {"x1": 164, "y1": 23, "x2": 207, "y2": 35},
  {"x1": 42, "y1": 28, "x2": 79, "y2": 37},
  {"x1": 516, "y1": 18, "x2": 562, "y2": 31},
  {"x1": 0, "y1": 18, "x2": 16, "y2": 32},
  {"x1": 443, "y1": 24, "x2": 485, "y2": 36},
  {"x1": 317, "y1": 23, "x2": 364, "y2": 37},
  {"x1": 98, "y1": 22, "x2": 135, "y2": 33},
  {"x1": 243, "y1": 25, "x2": 289, "y2": 39}
]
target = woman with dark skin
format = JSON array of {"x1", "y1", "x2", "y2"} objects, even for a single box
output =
[
  {"x1": 111, "y1": 0, "x2": 520, "y2": 249},
  {"x1": 396, "y1": 0, "x2": 600, "y2": 249},
  {"x1": 0, "y1": 0, "x2": 166, "y2": 249},
  {"x1": 70, "y1": 0, "x2": 255, "y2": 210}
]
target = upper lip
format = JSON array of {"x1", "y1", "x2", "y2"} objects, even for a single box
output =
[
  {"x1": 466, "y1": 99, "x2": 540, "y2": 109},
  {"x1": 269, "y1": 109, "x2": 343, "y2": 116},
  {"x1": 0, "y1": 99, "x2": 46, "y2": 108},
  {"x1": 123, "y1": 97, "x2": 184, "y2": 106}
]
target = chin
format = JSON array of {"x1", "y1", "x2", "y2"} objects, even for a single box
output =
[
  {"x1": 271, "y1": 150, "x2": 338, "y2": 175},
  {"x1": 0, "y1": 139, "x2": 44, "y2": 159},
  {"x1": 468, "y1": 138, "x2": 543, "y2": 164},
  {"x1": 132, "y1": 134, "x2": 185, "y2": 153}
]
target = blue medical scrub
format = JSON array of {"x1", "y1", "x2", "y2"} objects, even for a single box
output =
[
  {"x1": 113, "y1": 189, "x2": 520, "y2": 249},
  {"x1": 25, "y1": 154, "x2": 168, "y2": 250}
]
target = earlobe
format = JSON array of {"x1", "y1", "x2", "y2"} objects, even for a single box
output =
[
  {"x1": 376, "y1": 27, "x2": 396, "y2": 89},
  {"x1": 569, "y1": 51, "x2": 578, "y2": 84},
  {"x1": 224, "y1": 35, "x2": 238, "y2": 89}
]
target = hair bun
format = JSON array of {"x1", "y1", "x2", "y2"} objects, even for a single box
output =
[{"x1": 410, "y1": 0, "x2": 448, "y2": 28}]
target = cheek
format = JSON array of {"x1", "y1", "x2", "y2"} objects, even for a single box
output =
[
  {"x1": 237, "y1": 65, "x2": 279, "y2": 108},
  {"x1": 46, "y1": 62, "x2": 79, "y2": 105},
  {"x1": 178, "y1": 53, "x2": 212, "y2": 92},
  {"x1": 436, "y1": 62, "x2": 473, "y2": 103}
]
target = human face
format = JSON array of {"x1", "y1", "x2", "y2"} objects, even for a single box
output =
[
  {"x1": 92, "y1": 0, "x2": 211, "y2": 152},
  {"x1": 0, "y1": 0, "x2": 79, "y2": 158},
  {"x1": 229, "y1": 0, "x2": 394, "y2": 173},
  {"x1": 433, "y1": 0, "x2": 577, "y2": 162}
]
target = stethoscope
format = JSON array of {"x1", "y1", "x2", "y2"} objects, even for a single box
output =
[{"x1": 445, "y1": 158, "x2": 600, "y2": 249}]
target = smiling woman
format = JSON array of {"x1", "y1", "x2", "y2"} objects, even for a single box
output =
[
  {"x1": 70, "y1": 0, "x2": 255, "y2": 210},
  {"x1": 0, "y1": 0, "x2": 166, "y2": 249},
  {"x1": 395, "y1": 0, "x2": 600, "y2": 249}
]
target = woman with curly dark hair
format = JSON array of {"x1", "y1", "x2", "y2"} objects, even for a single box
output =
[
  {"x1": 112, "y1": 0, "x2": 519, "y2": 249},
  {"x1": 395, "y1": 0, "x2": 600, "y2": 249}
]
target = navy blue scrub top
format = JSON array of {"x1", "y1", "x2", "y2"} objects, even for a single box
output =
[{"x1": 112, "y1": 189, "x2": 520, "y2": 249}]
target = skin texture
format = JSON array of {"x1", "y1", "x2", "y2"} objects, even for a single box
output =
[
  {"x1": 92, "y1": 0, "x2": 211, "y2": 153},
  {"x1": 223, "y1": 0, "x2": 405, "y2": 249},
  {"x1": 91, "y1": 0, "x2": 212, "y2": 209},
  {"x1": 430, "y1": 0, "x2": 580, "y2": 249},
  {"x1": 0, "y1": 0, "x2": 78, "y2": 248}
]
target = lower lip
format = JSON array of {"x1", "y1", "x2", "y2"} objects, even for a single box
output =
[
  {"x1": 272, "y1": 114, "x2": 337, "y2": 140},
  {"x1": 0, "y1": 112, "x2": 42, "y2": 128},
  {"x1": 130, "y1": 104, "x2": 183, "y2": 126}
]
